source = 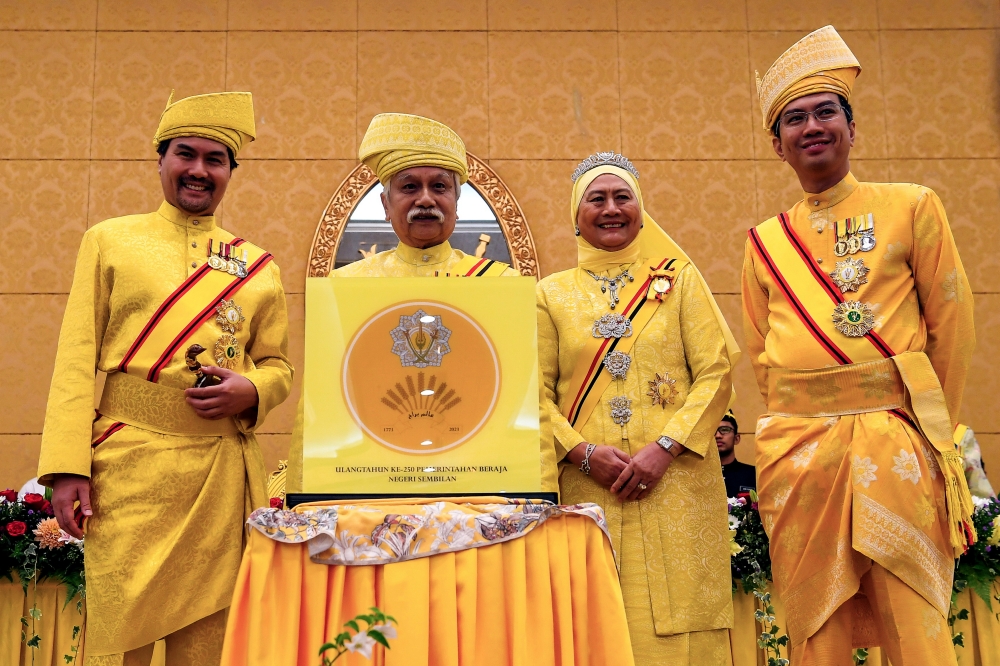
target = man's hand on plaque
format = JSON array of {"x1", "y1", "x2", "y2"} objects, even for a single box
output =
[{"x1": 184, "y1": 366, "x2": 259, "y2": 420}]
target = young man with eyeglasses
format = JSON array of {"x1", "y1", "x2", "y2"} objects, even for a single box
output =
[
  {"x1": 716, "y1": 412, "x2": 754, "y2": 498},
  {"x1": 741, "y1": 26, "x2": 974, "y2": 665}
]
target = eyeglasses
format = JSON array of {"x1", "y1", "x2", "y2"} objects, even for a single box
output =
[
  {"x1": 716, "y1": 426, "x2": 735, "y2": 435},
  {"x1": 779, "y1": 105, "x2": 845, "y2": 129}
]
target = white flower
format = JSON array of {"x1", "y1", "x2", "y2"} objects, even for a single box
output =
[
  {"x1": 727, "y1": 497, "x2": 740, "y2": 508},
  {"x1": 728, "y1": 514, "x2": 741, "y2": 530},
  {"x1": 773, "y1": 487, "x2": 791, "y2": 508},
  {"x1": 891, "y1": 449, "x2": 921, "y2": 485},
  {"x1": 756, "y1": 416, "x2": 773, "y2": 437},
  {"x1": 973, "y1": 496, "x2": 991, "y2": 510},
  {"x1": 371, "y1": 623, "x2": 397, "y2": 640},
  {"x1": 921, "y1": 444, "x2": 939, "y2": 480},
  {"x1": 791, "y1": 442, "x2": 819, "y2": 469},
  {"x1": 852, "y1": 456, "x2": 878, "y2": 489},
  {"x1": 344, "y1": 631, "x2": 376, "y2": 659}
]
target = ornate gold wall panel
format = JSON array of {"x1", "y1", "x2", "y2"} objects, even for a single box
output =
[{"x1": 309, "y1": 154, "x2": 538, "y2": 278}]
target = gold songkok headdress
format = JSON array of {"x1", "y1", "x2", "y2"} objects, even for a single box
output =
[
  {"x1": 756, "y1": 25, "x2": 861, "y2": 133},
  {"x1": 153, "y1": 90, "x2": 256, "y2": 156},
  {"x1": 359, "y1": 113, "x2": 468, "y2": 185}
]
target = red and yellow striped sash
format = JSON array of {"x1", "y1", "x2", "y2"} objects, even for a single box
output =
[
  {"x1": 434, "y1": 255, "x2": 510, "y2": 277},
  {"x1": 560, "y1": 259, "x2": 679, "y2": 428},
  {"x1": 118, "y1": 238, "x2": 272, "y2": 381}
]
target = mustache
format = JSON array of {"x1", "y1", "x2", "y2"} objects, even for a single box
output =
[{"x1": 407, "y1": 206, "x2": 445, "y2": 224}]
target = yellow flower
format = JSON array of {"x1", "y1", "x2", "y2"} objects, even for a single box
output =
[
  {"x1": 988, "y1": 517, "x2": 1000, "y2": 547},
  {"x1": 33, "y1": 518, "x2": 64, "y2": 550},
  {"x1": 729, "y1": 529, "x2": 742, "y2": 556}
]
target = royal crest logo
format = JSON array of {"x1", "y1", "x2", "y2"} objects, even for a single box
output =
[{"x1": 390, "y1": 309, "x2": 452, "y2": 368}]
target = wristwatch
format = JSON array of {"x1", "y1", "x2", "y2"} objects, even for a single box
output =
[{"x1": 656, "y1": 436, "x2": 681, "y2": 457}]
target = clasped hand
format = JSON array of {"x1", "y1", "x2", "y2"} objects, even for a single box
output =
[
  {"x1": 572, "y1": 441, "x2": 676, "y2": 502},
  {"x1": 184, "y1": 366, "x2": 259, "y2": 420}
]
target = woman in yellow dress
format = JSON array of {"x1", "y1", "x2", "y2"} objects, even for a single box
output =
[{"x1": 537, "y1": 152, "x2": 740, "y2": 664}]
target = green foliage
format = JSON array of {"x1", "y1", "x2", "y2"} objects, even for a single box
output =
[
  {"x1": 752, "y1": 590, "x2": 789, "y2": 666},
  {"x1": 730, "y1": 491, "x2": 772, "y2": 595},
  {"x1": 955, "y1": 497, "x2": 1000, "y2": 609},
  {"x1": 318, "y1": 607, "x2": 398, "y2": 665},
  {"x1": 852, "y1": 647, "x2": 869, "y2": 664}
]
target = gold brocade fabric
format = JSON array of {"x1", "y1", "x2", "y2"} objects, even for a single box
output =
[
  {"x1": 741, "y1": 174, "x2": 975, "y2": 645},
  {"x1": 221, "y1": 500, "x2": 634, "y2": 666},
  {"x1": 36, "y1": 201, "x2": 293, "y2": 656},
  {"x1": 153, "y1": 90, "x2": 256, "y2": 155},
  {"x1": 755, "y1": 25, "x2": 860, "y2": 131},
  {"x1": 358, "y1": 113, "x2": 469, "y2": 185},
  {"x1": 537, "y1": 260, "x2": 734, "y2": 652},
  {"x1": 285, "y1": 241, "x2": 561, "y2": 495}
]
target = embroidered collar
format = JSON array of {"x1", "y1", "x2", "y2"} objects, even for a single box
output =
[
  {"x1": 802, "y1": 172, "x2": 859, "y2": 212},
  {"x1": 157, "y1": 200, "x2": 217, "y2": 231},
  {"x1": 395, "y1": 240, "x2": 454, "y2": 266}
]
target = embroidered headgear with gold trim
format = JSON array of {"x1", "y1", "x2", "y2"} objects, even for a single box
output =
[
  {"x1": 359, "y1": 113, "x2": 468, "y2": 185},
  {"x1": 153, "y1": 90, "x2": 256, "y2": 156},
  {"x1": 756, "y1": 25, "x2": 861, "y2": 133}
]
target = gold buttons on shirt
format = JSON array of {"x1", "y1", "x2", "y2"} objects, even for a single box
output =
[
  {"x1": 191, "y1": 261, "x2": 197, "y2": 268},
  {"x1": 191, "y1": 241, "x2": 197, "y2": 248},
  {"x1": 816, "y1": 258, "x2": 823, "y2": 264},
  {"x1": 193, "y1": 220, "x2": 200, "y2": 226},
  {"x1": 813, "y1": 200, "x2": 820, "y2": 206},
  {"x1": 422, "y1": 254, "x2": 430, "y2": 262}
]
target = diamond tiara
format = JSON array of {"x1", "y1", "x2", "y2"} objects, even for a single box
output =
[{"x1": 571, "y1": 151, "x2": 640, "y2": 183}]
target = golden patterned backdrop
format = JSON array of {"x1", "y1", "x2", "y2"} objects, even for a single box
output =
[{"x1": 2, "y1": 0, "x2": 998, "y2": 488}]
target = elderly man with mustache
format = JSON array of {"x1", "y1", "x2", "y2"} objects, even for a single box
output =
[
  {"x1": 284, "y1": 113, "x2": 558, "y2": 496},
  {"x1": 37, "y1": 91, "x2": 292, "y2": 665}
]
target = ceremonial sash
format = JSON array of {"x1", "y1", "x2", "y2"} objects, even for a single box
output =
[
  {"x1": 434, "y1": 254, "x2": 510, "y2": 277},
  {"x1": 750, "y1": 214, "x2": 975, "y2": 553},
  {"x1": 560, "y1": 259, "x2": 680, "y2": 429},
  {"x1": 118, "y1": 238, "x2": 273, "y2": 382}
]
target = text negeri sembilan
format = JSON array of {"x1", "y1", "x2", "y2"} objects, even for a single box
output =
[{"x1": 334, "y1": 465, "x2": 509, "y2": 483}]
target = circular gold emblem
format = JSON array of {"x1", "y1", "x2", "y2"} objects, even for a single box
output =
[
  {"x1": 647, "y1": 372, "x2": 678, "y2": 408},
  {"x1": 343, "y1": 301, "x2": 500, "y2": 455},
  {"x1": 832, "y1": 300, "x2": 875, "y2": 337},
  {"x1": 652, "y1": 277, "x2": 671, "y2": 294},
  {"x1": 208, "y1": 255, "x2": 227, "y2": 271},
  {"x1": 214, "y1": 333, "x2": 242, "y2": 369},
  {"x1": 215, "y1": 299, "x2": 245, "y2": 333}
]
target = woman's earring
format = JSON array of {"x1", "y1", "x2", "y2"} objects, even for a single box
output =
[{"x1": 574, "y1": 225, "x2": 581, "y2": 236}]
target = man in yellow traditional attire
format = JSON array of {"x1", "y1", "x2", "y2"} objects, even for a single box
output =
[
  {"x1": 538, "y1": 152, "x2": 741, "y2": 663},
  {"x1": 38, "y1": 91, "x2": 293, "y2": 666},
  {"x1": 286, "y1": 113, "x2": 558, "y2": 495},
  {"x1": 742, "y1": 26, "x2": 976, "y2": 664}
]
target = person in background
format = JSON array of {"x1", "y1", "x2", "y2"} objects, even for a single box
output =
[{"x1": 717, "y1": 411, "x2": 755, "y2": 497}]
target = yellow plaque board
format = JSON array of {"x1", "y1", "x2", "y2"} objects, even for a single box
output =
[{"x1": 302, "y1": 277, "x2": 541, "y2": 494}]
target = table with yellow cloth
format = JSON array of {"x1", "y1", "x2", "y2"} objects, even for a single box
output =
[{"x1": 221, "y1": 497, "x2": 634, "y2": 666}]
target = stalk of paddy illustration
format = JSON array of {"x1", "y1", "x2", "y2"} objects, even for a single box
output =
[
  {"x1": 417, "y1": 372, "x2": 426, "y2": 410},
  {"x1": 405, "y1": 376, "x2": 417, "y2": 409},
  {"x1": 394, "y1": 382, "x2": 416, "y2": 412}
]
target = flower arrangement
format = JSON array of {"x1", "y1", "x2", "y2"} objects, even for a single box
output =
[
  {"x1": 318, "y1": 607, "x2": 397, "y2": 663},
  {"x1": 955, "y1": 496, "x2": 1000, "y2": 609},
  {"x1": 729, "y1": 491, "x2": 772, "y2": 594},
  {"x1": 1, "y1": 488, "x2": 85, "y2": 663},
  {"x1": 1, "y1": 490, "x2": 84, "y2": 596}
]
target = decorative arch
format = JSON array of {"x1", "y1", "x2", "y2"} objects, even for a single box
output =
[{"x1": 308, "y1": 154, "x2": 538, "y2": 278}]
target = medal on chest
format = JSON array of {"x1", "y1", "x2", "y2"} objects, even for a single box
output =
[
  {"x1": 832, "y1": 300, "x2": 875, "y2": 337},
  {"x1": 213, "y1": 299, "x2": 245, "y2": 369},
  {"x1": 207, "y1": 239, "x2": 249, "y2": 278},
  {"x1": 834, "y1": 214, "x2": 876, "y2": 257},
  {"x1": 829, "y1": 257, "x2": 869, "y2": 293}
]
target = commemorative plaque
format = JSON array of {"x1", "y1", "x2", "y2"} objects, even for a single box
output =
[{"x1": 300, "y1": 277, "x2": 541, "y2": 495}]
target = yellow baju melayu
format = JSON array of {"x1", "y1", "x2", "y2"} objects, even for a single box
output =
[
  {"x1": 286, "y1": 113, "x2": 557, "y2": 495},
  {"x1": 37, "y1": 93, "x2": 293, "y2": 664},
  {"x1": 743, "y1": 26, "x2": 976, "y2": 664},
  {"x1": 538, "y1": 157, "x2": 738, "y2": 664}
]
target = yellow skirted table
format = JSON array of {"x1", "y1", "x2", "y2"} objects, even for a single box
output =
[
  {"x1": 0, "y1": 578, "x2": 85, "y2": 666},
  {"x1": 221, "y1": 497, "x2": 634, "y2": 666}
]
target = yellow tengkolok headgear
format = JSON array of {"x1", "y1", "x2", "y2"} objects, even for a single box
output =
[
  {"x1": 756, "y1": 25, "x2": 861, "y2": 133},
  {"x1": 358, "y1": 113, "x2": 468, "y2": 185},
  {"x1": 153, "y1": 90, "x2": 256, "y2": 156}
]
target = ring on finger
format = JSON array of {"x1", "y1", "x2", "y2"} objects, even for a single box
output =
[{"x1": 637, "y1": 482, "x2": 648, "y2": 491}]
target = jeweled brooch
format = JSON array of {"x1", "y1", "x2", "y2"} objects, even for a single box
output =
[
  {"x1": 832, "y1": 300, "x2": 875, "y2": 337},
  {"x1": 592, "y1": 313, "x2": 633, "y2": 339},
  {"x1": 647, "y1": 372, "x2": 678, "y2": 408}
]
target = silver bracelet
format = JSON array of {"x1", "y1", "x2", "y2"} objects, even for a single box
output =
[{"x1": 580, "y1": 443, "x2": 597, "y2": 475}]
